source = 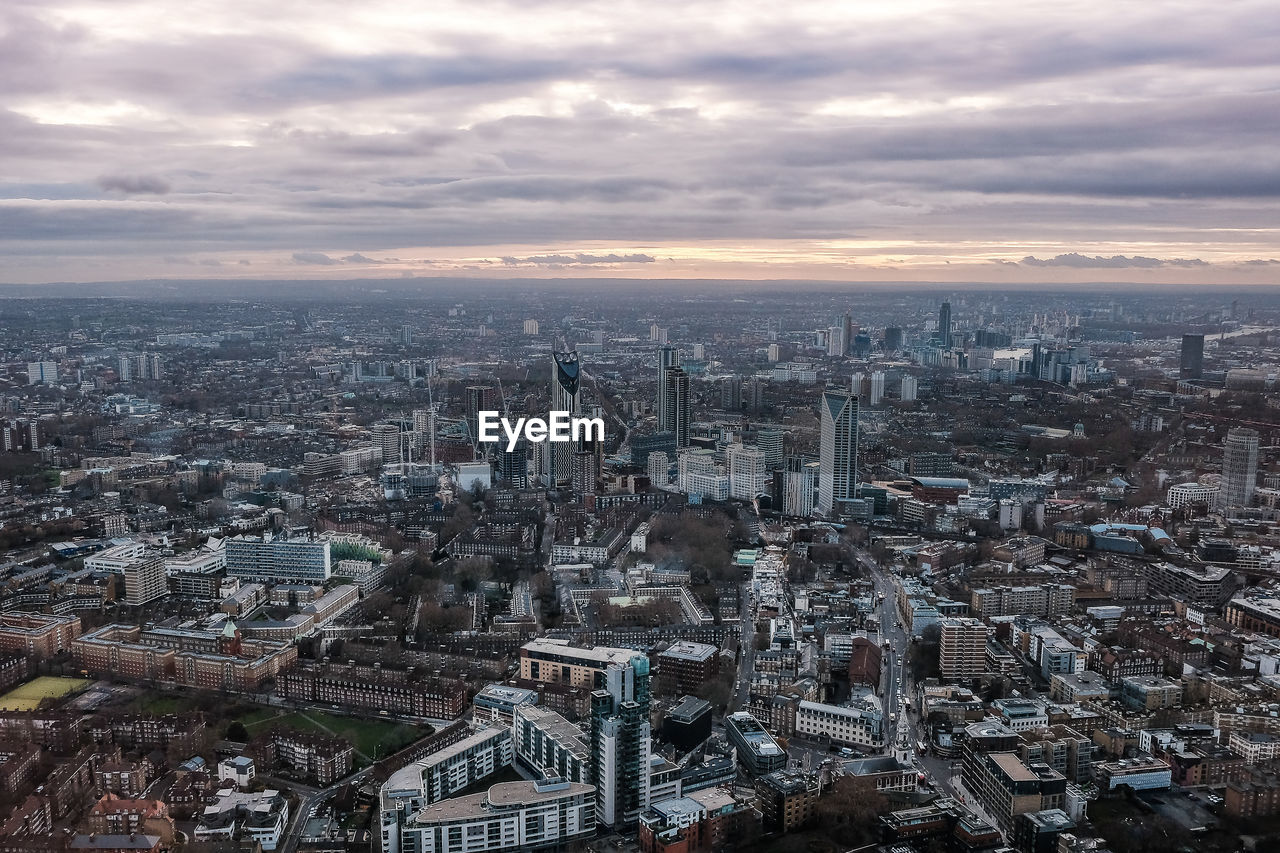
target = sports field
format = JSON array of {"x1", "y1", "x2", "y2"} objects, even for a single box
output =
[{"x1": 0, "y1": 676, "x2": 91, "y2": 710}]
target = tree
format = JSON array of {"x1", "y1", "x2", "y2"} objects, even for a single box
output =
[
  {"x1": 226, "y1": 721, "x2": 249, "y2": 743},
  {"x1": 813, "y1": 775, "x2": 889, "y2": 847}
]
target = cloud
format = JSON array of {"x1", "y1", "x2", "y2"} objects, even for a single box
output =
[
  {"x1": 1020, "y1": 253, "x2": 1208, "y2": 268},
  {"x1": 97, "y1": 174, "x2": 171, "y2": 195},
  {"x1": 499, "y1": 253, "x2": 657, "y2": 266},
  {"x1": 2, "y1": 1, "x2": 1280, "y2": 282},
  {"x1": 292, "y1": 251, "x2": 339, "y2": 265}
]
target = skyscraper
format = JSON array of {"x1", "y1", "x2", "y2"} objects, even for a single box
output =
[
  {"x1": 1220, "y1": 427, "x2": 1259, "y2": 509},
  {"x1": 547, "y1": 351, "x2": 583, "y2": 485},
  {"x1": 884, "y1": 326, "x2": 903, "y2": 352},
  {"x1": 656, "y1": 345, "x2": 679, "y2": 428},
  {"x1": 465, "y1": 385, "x2": 495, "y2": 443},
  {"x1": 1180, "y1": 333, "x2": 1205, "y2": 380},
  {"x1": 842, "y1": 312, "x2": 853, "y2": 357},
  {"x1": 818, "y1": 388, "x2": 858, "y2": 515},
  {"x1": 661, "y1": 366, "x2": 690, "y2": 448},
  {"x1": 939, "y1": 301, "x2": 952, "y2": 349}
]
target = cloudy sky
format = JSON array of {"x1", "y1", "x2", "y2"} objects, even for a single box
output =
[{"x1": 3, "y1": 0, "x2": 1280, "y2": 285}]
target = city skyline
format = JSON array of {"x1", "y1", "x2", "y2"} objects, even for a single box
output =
[{"x1": 3, "y1": 0, "x2": 1280, "y2": 285}]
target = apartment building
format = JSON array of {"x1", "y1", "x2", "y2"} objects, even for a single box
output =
[
  {"x1": 0, "y1": 612, "x2": 83, "y2": 660},
  {"x1": 383, "y1": 779, "x2": 595, "y2": 853},
  {"x1": 940, "y1": 618, "x2": 988, "y2": 680}
]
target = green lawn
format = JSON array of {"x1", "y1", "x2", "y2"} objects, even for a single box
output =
[
  {"x1": 243, "y1": 709, "x2": 425, "y2": 762},
  {"x1": 0, "y1": 676, "x2": 90, "y2": 710}
]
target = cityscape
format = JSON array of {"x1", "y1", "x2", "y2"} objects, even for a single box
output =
[
  {"x1": 5, "y1": 1, "x2": 1280, "y2": 852},
  {"x1": 0, "y1": 285, "x2": 1278, "y2": 853}
]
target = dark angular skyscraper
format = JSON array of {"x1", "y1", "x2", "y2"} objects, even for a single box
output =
[
  {"x1": 1180, "y1": 333, "x2": 1204, "y2": 380},
  {"x1": 546, "y1": 350, "x2": 582, "y2": 485},
  {"x1": 661, "y1": 366, "x2": 690, "y2": 448},
  {"x1": 939, "y1": 301, "x2": 952, "y2": 349}
]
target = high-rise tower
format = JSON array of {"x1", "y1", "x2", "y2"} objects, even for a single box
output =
[
  {"x1": 939, "y1": 301, "x2": 952, "y2": 349},
  {"x1": 547, "y1": 351, "x2": 583, "y2": 485},
  {"x1": 657, "y1": 346, "x2": 680, "y2": 431},
  {"x1": 1180, "y1": 334, "x2": 1205, "y2": 380},
  {"x1": 661, "y1": 365, "x2": 690, "y2": 448},
  {"x1": 1220, "y1": 427, "x2": 1259, "y2": 509},
  {"x1": 818, "y1": 388, "x2": 858, "y2": 515}
]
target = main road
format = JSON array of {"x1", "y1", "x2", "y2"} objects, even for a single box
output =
[{"x1": 855, "y1": 548, "x2": 917, "y2": 758}]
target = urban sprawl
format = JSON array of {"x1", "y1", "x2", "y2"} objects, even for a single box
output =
[{"x1": 0, "y1": 284, "x2": 1276, "y2": 853}]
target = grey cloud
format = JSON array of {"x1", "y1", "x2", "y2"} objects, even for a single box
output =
[
  {"x1": 2, "y1": 1, "x2": 1280, "y2": 279},
  {"x1": 1021, "y1": 253, "x2": 1208, "y2": 268},
  {"x1": 501, "y1": 253, "x2": 656, "y2": 266},
  {"x1": 97, "y1": 174, "x2": 171, "y2": 194},
  {"x1": 292, "y1": 251, "x2": 339, "y2": 265}
]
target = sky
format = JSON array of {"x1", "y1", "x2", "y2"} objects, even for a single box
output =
[{"x1": 3, "y1": 0, "x2": 1280, "y2": 285}]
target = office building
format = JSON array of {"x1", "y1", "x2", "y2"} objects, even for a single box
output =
[
  {"x1": 661, "y1": 696, "x2": 713, "y2": 752},
  {"x1": 817, "y1": 389, "x2": 858, "y2": 515},
  {"x1": 656, "y1": 641, "x2": 719, "y2": 696},
  {"x1": 940, "y1": 618, "x2": 988, "y2": 680},
  {"x1": 794, "y1": 699, "x2": 884, "y2": 748},
  {"x1": 1220, "y1": 427, "x2": 1259, "y2": 509},
  {"x1": 725, "y1": 712, "x2": 786, "y2": 777},
  {"x1": 631, "y1": 431, "x2": 676, "y2": 473},
  {"x1": 884, "y1": 326, "x2": 903, "y2": 351},
  {"x1": 939, "y1": 301, "x2": 952, "y2": 349},
  {"x1": 755, "y1": 771, "x2": 820, "y2": 832},
  {"x1": 1180, "y1": 333, "x2": 1204, "y2": 379}
]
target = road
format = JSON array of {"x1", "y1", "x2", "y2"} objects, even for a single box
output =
[
  {"x1": 277, "y1": 766, "x2": 374, "y2": 853},
  {"x1": 857, "y1": 548, "x2": 912, "y2": 753},
  {"x1": 731, "y1": 579, "x2": 755, "y2": 711}
]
